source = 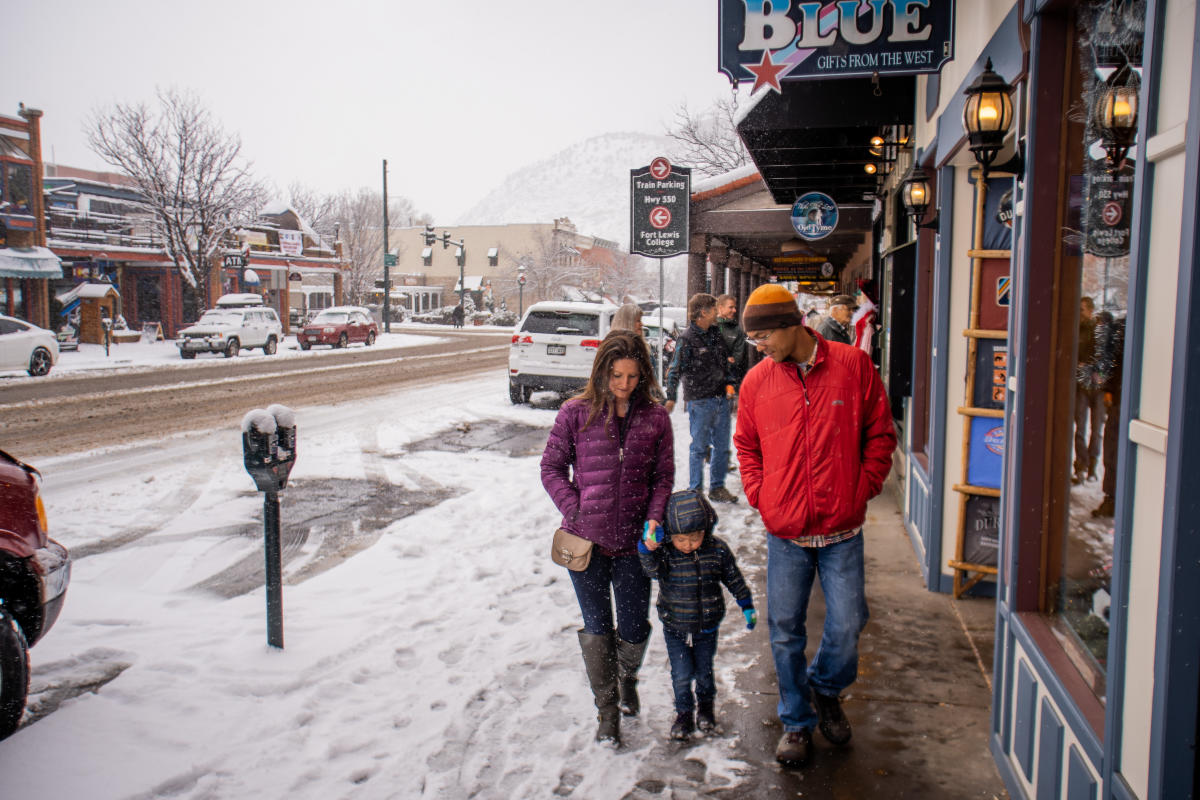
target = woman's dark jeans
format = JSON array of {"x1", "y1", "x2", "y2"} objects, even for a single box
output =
[
  {"x1": 569, "y1": 549, "x2": 651, "y2": 643},
  {"x1": 662, "y1": 626, "x2": 719, "y2": 715}
]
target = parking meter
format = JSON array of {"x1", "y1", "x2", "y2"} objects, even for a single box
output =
[
  {"x1": 241, "y1": 407, "x2": 296, "y2": 493},
  {"x1": 101, "y1": 317, "x2": 112, "y2": 357},
  {"x1": 241, "y1": 405, "x2": 297, "y2": 649}
]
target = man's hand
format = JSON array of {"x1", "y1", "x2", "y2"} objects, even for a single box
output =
[{"x1": 664, "y1": 400, "x2": 676, "y2": 413}]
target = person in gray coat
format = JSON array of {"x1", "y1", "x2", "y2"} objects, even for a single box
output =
[{"x1": 816, "y1": 294, "x2": 856, "y2": 346}]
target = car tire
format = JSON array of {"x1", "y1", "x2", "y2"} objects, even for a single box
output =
[
  {"x1": 366, "y1": 331, "x2": 376, "y2": 346},
  {"x1": 300, "y1": 341, "x2": 311, "y2": 351},
  {"x1": 337, "y1": 333, "x2": 349, "y2": 349},
  {"x1": 180, "y1": 350, "x2": 196, "y2": 360},
  {"x1": 224, "y1": 338, "x2": 239, "y2": 358},
  {"x1": 263, "y1": 336, "x2": 277, "y2": 355},
  {"x1": 27, "y1": 347, "x2": 52, "y2": 377},
  {"x1": 509, "y1": 380, "x2": 526, "y2": 405},
  {"x1": 0, "y1": 609, "x2": 30, "y2": 741}
]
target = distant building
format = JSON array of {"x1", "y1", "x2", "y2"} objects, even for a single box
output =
[{"x1": 0, "y1": 105, "x2": 59, "y2": 329}]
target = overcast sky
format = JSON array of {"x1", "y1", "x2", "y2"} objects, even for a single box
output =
[{"x1": 3, "y1": 1, "x2": 737, "y2": 223}]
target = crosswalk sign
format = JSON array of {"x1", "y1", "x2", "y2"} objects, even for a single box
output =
[{"x1": 996, "y1": 276, "x2": 1011, "y2": 307}]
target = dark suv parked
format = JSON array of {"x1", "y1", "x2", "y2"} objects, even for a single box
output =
[{"x1": 0, "y1": 450, "x2": 70, "y2": 739}]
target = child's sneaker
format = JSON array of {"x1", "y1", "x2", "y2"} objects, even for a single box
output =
[
  {"x1": 697, "y1": 700, "x2": 717, "y2": 733},
  {"x1": 669, "y1": 711, "x2": 695, "y2": 740}
]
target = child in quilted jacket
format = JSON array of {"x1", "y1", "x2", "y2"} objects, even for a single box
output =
[{"x1": 639, "y1": 489, "x2": 756, "y2": 740}]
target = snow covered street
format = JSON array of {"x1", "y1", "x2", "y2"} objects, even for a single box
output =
[{"x1": 0, "y1": 372, "x2": 762, "y2": 799}]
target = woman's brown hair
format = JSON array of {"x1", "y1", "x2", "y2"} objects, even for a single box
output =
[{"x1": 576, "y1": 329, "x2": 661, "y2": 429}]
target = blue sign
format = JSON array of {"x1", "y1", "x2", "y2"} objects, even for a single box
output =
[
  {"x1": 996, "y1": 276, "x2": 1010, "y2": 307},
  {"x1": 718, "y1": 0, "x2": 957, "y2": 91},
  {"x1": 967, "y1": 417, "x2": 1004, "y2": 489},
  {"x1": 791, "y1": 192, "x2": 839, "y2": 241}
]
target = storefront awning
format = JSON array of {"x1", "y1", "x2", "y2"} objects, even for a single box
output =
[
  {"x1": 454, "y1": 275, "x2": 484, "y2": 292},
  {"x1": 0, "y1": 246, "x2": 63, "y2": 279}
]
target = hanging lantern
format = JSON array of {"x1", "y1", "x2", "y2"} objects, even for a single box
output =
[
  {"x1": 901, "y1": 167, "x2": 938, "y2": 230},
  {"x1": 1094, "y1": 61, "x2": 1140, "y2": 170},
  {"x1": 962, "y1": 58, "x2": 1015, "y2": 174}
]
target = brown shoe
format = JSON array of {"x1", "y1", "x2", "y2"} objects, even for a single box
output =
[
  {"x1": 775, "y1": 729, "x2": 812, "y2": 767},
  {"x1": 812, "y1": 690, "x2": 852, "y2": 745},
  {"x1": 709, "y1": 486, "x2": 738, "y2": 504}
]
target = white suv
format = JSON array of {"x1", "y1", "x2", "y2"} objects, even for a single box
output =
[
  {"x1": 177, "y1": 306, "x2": 284, "y2": 359},
  {"x1": 508, "y1": 301, "x2": 616, "y2": 403}
]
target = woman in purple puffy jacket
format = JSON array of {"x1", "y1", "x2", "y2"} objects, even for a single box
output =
[{"x1": 541, "y1": 330, "x2": 675, "y2": 746}]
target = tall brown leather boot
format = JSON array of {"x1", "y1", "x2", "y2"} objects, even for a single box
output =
[{"x1": 577, "y1": 630, "x2": 620, "y2": 745}]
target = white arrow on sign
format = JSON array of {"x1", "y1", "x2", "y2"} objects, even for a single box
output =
[
  {"x1": 650, "y1": 157, "x2": 671, "y2": 180},
  {"x1": 649, "y1": 207, "x2": 672, "y2": 229}
]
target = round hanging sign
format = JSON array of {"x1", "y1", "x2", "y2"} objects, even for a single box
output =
[{"x1": 790, "y1": 192, "x2": 839, "y2": 241}]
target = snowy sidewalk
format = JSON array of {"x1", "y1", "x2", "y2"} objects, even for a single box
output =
[{"x1": 672, "y1": 480, "x2": 1008, "y2": 799}]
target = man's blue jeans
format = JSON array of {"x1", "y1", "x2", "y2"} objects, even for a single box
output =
[
  {"x1": 766, "y1": 533, "x2": 868, "y2": 732},
  {"x1": 687, "y1": 396, "x2": 731, "y2": 492},
  {"x1": 662, "y1": 626, "x2": 719, "y2": 715}
]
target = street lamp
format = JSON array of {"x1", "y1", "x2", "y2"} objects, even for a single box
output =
[
  {"x1": 1094, "y1": 61, "x2": 1140, "y2": 172},
  {"x1": 962, "y1": 58, "x2": 1015, "y2": 178},
  {"x1": 517, "y1": 264, "x2": 527, "y2": 317},
  {"x1": 900, "y1": 167, "x2": 939, "y2": 230}
]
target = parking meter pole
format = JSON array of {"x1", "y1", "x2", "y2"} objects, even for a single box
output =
[{"x1": 263, "y1": 490, "x2": 283, "y2": 649}]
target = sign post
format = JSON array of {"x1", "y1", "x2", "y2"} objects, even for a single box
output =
[{"x1": 632, "y1": 157, "x2": 691, "y2": 384}]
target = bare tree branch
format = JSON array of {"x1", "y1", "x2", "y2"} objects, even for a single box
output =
[
  {"x1": 86, "y1": 88, "x2": 264, "y2": 300},
  {"x1": 665, "y1": 98, "x2": 750, "y2": 177}
]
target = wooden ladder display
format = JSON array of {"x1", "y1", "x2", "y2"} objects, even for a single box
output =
[{"x1": 950, "y1": 171, "x2": 1010, "y2": 598}]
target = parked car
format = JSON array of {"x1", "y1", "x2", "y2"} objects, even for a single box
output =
[
  {"x1": 0, "y1": 449, "x2": 71, "y2": 739},
  {"x1": 0, "y1": 315, "x2": 59, "y2": 377},
  {"x1": 641, "y1": 315, "x2": 680, "y2": 376},
  {"x1": 299, "y1": 307, "x2": 378, "y2": 350},
  {"x1": 508, "y1": 301, "x2": 617, "y2": 404},
  {"x1": 176, "y1": 305, "x2": 283, "y2": 359}
]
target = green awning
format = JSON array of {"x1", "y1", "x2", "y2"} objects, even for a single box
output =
[{"x1": 0, "y1": 247, "x2": 63, "y2": 279}]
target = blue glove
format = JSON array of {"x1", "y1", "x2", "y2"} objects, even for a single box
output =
[
  {"x1": 743, "y1": 608, "x2": 757, "y2": 630},
  {"x1": 643, "y1": 521, "x2": 661, "y2": 544}
]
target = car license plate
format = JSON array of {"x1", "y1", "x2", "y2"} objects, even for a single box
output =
[
  {"x1": 546, "y1": 344, "x2": 566, "y2": 356},
  {"x1": 308, "y1": 336, "x2": 318, "y2": 342}
]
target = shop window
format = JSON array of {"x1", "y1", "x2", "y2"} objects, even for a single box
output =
[
  {"x1": 422, "y1": 246, "x2": 432, "y2": 267},
  {"x1": 1042, "y1": 0, "x2": 1143, "y2": 700},
  {"x1": 3, "y1": 161, "x2": 33, "y2": 216},
  {"x1": 487, "y1": 247, "x2": 499, "y2": 267}
]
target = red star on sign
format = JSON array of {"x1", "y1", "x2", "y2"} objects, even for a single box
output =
[{"x1": 746, "y1": 50, "x2": 789, "y2": 94}]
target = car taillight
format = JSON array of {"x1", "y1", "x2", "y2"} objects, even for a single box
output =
[
  {"x1": 581, "y1": 339, "x2": 601, "y2": 349},
  {"x1": 521, "y1": 335, "x2": 532, "y2": 344},
  {"x1": 512, "y1": 334, "x2": 520, "y2": 344}
]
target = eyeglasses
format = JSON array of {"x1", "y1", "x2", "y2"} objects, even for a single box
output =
[{"x1": 746, "y1": 329, "x2": 779, "y2": 345}]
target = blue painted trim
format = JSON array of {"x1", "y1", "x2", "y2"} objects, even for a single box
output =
[
  {"x1": 993, "y1": 607, "x2": 1008, "y2": 739},
  {"x1": 1008, "y1": 613, "x2": 1104, "y2": 767},
  {"x1": 1109, "y1": 771, "x2": 1136, "y2": 800},
  {"x1": 991, "y1": 733, "x2": 1026, "y2": 800},
  {"x1": 1014, "y1": 660, "x2": 1038, "y2": 780},
  {"x1": 1001, "y1": 601, "x2": 1017, "y2": 754},
  {"x1": 1102, "y1": 0, "x2": 1163, "y2": 796},
  {"x1": 934, "y1": 6, "x2": 1023, "y2": 168},
  {"x1": 1037, "y1": 697, "x2": 1065, "y2": 800},
  {"x1": 1066, "y1": 744, "x2": 1098, "y2": 800},
  {"x1": 921, "y1": 164, "x2": 955, "y2": 595},
  {"x1": 1148, "y1": 2, "x2": 1200, "y2": 796}
]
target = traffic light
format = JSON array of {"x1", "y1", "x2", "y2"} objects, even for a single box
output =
[
  {"x1": 422, "y1": 224, "x2": 436, "y2": 246},
  {"x1": 455, "y1": 247, "x2": 465, "y2": 268}
]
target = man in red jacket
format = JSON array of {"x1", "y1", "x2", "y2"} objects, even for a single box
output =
[{"x1": 733, "y1": 284, "x2": 896, "y2": 768}]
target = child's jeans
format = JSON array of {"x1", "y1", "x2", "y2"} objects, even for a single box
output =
[{"x1": 662, "y1": 626, "x2": 719, "y2": 715}]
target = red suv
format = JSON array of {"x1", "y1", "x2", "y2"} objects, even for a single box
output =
[
  {"x1": 0, "y1": 450, "x2": 71, "y2": 739},
  {"x1": 300, "y1": 306, "x2": 379, "y2": 350}
]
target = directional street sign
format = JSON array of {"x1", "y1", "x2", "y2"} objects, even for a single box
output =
[
  {"x1": 631, "y1": 157, "x2": 690, "y2": 258},
  {"x1": 384, "y1": 253, "x2": 398, "y2": 267}
]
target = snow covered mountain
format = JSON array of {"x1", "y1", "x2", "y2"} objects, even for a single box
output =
[{"x1": 455, "y1": 132, "x2": 676, "y2": 245}]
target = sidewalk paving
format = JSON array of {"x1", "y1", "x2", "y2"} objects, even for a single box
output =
[{"x1": 624, "y1": 478, "x2": 1008, "y2": 799}]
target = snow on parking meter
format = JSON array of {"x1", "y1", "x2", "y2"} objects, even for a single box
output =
[
  {"x1": 241, "y1": 407, "x2": 295, "y2": 493},
  {"x1": 241, "y1": 406, "x2": 296, "y2": 649}
]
